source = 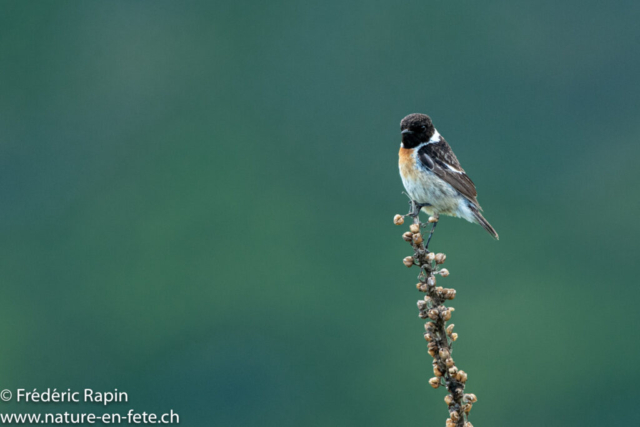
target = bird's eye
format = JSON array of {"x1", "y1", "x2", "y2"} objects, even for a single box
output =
[{"x1": 421, "y1": 126, "x2": 426, "y2": 131}]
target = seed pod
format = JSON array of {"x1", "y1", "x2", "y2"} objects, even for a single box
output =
[
  {"x1": 439, "y1": 349, "x2": 450, "y2": 359},
  {"x1": 428, "y1": 216, "x2": 438, "y2": 223},
  {"x1": 417, "y1": 300, "x2": 427, "y2": 310},
  {"x1": 427, "y1": 275, "x2": 436, "y2": 286},
  {"x1": 445, "y1": 358, "x2": 454, "y2": 367},
  {"x1": 442, "y1": 309, "x2": 452, "y2": 321},
  {"x1": 448, "y1": 367, "x2": 458, "y2": 376},
  {"x1": 413, "y1": 233, "x2": 423, "y2": 244},
  {"x1": 451, "y1": 333, "x2": 458, "y2": 341},
  {"x1": 410, "y1": 224, "x2": 420, "y2": 233},
  {"x1": 393, "y1": 214, "x2": 405, "y2": 225},
  {"x1": 444, "y1": 395, "x2": 453, "y2": 405},
  {"x1": 450, "y1": 411, "x2": 460, "y2": 422},
  {"x1": 440, "y1": 268, "x2": 450, "y2": 277},
  {"x1": 428, "y1": 309, "x2": 439, "y2": 320},
  {"x1": 463, "y1": 403, "x2": 472, "y2": 413},
  {"x1": 424, "y1": 333, "x2": 433, "y2": 342},
  {"x1": 427, "y1": 252, "x2": 436, "y2": 262},
  {"x1": 403, "y1": 256, "x2": 414, "y2": 267},
  {"x1": 435, "y1": 253, "x2": 447, "y2": 264},
  {"x1": 429, "y1": 377, "x2": 440, "y2": 388},
  {"x1": 447, "y1": 324, "x2": 455, "y2": 335},
  {"x1": 465, "y1": 393, "x2": 477, "y2": 403},
  {"x1": 433, "y1": 365, "x2": 443, "y2": 377},
  {"x1": 402, "y1": 231, "x2": 413, "y2": 242},
  {"x1": 459, "y1": 370, "x2": 468, "y2": 383}
]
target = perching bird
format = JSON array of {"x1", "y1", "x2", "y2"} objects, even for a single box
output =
[{"x1": 398, "y1": 113, "x2": 498, "y2": 241}]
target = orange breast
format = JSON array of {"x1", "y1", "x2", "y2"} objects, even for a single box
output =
[{"x1": 399, "y1": 147, "x2": 418, "y2": 180}]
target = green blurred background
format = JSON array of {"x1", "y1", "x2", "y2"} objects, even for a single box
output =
[{"x1": 1, "y1": 1, "x2": 639, "y2": 426}]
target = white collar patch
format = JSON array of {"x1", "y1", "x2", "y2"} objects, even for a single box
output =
[{"x1": 429, "y1": 129, "x2": 441, "y2": 144}]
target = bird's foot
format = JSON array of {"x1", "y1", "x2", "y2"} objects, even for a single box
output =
[{"x1": 407, "y1": 200, "x2": 431, "y2": 218}]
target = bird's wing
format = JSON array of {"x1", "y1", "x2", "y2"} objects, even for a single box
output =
[{"x1": 417, "y1": 140, "x2": 481, "y2": 208}]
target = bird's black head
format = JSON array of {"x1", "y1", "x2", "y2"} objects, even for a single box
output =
[{"x1": 400, "y1": 113, "x2": 435, "y2": 149}]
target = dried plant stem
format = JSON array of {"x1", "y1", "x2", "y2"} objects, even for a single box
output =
[{"x1": 394, "y1": 208, "x2": 477, "y2": 427}]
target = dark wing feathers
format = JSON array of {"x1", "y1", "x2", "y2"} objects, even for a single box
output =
[
  {"x1": 417, "y1": 149, "x2": 434, "y2": 170},
  {"x1": 417, "y1": 138, "x2": 481, "y2": 208}
]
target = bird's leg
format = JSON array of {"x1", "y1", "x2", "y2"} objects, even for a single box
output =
[
  {"x1": 424, "y1": 215, "x2": 439, "y2": 250},
  {"x1": 407, "y1": 200, "x2": 431, "y2": 218}
]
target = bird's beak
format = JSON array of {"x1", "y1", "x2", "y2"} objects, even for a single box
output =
[{"x1": 401, "y1": 129, "x2": 413, "y2": 135}]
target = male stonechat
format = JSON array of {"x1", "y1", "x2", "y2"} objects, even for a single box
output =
[{"x1": 398, "y1": 113, "x2": 498, "y2": 243}]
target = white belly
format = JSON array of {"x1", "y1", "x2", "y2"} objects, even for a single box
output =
[{"x1": 400, "y1": 166, "x2": 476, "y2": 223}]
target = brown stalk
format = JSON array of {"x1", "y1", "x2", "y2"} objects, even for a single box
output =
[{"x1": 394, "y1": 210, "x2": 478, "y2": 427}]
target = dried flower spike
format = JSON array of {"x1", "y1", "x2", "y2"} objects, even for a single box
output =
[{"x1": 394, "y1": 213, "x2": 476, "y2": 427}]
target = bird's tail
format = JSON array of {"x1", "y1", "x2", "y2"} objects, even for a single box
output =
[{"x1": 470, "y1": 205, "x2": 499, "y2": 240}]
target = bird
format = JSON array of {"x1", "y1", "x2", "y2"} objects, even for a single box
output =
[{"x1": 398, "y1": 113, "x2": 498, "y2": 242}]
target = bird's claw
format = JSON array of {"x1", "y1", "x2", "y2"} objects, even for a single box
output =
[{"x1": 407, "y1": 200, "x2": 431, "y2": 218}]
